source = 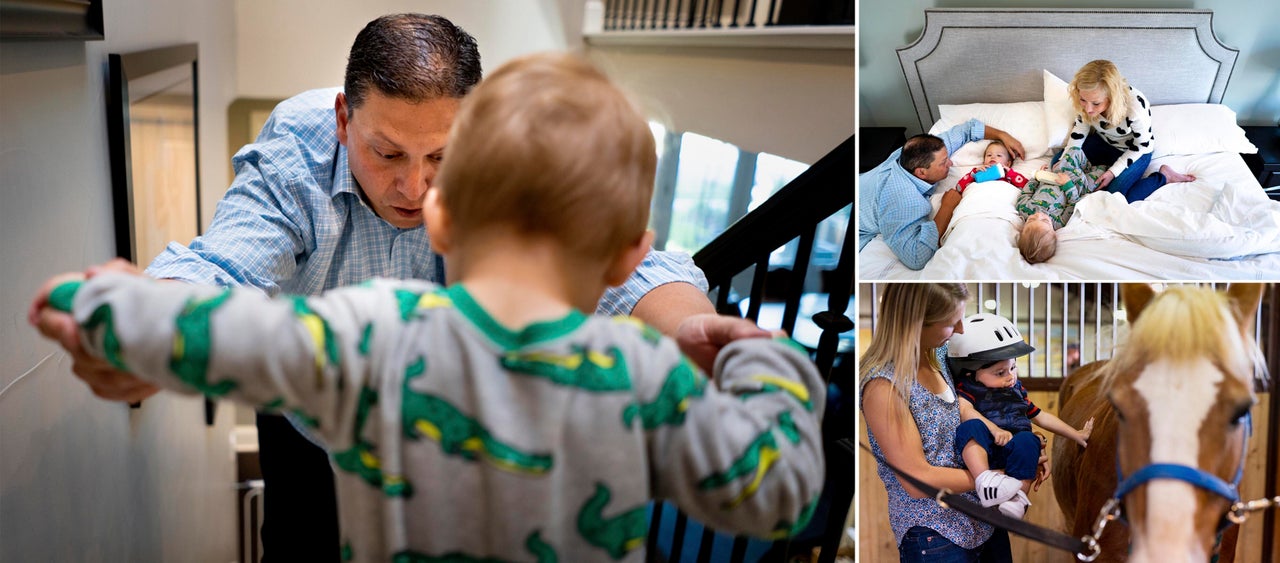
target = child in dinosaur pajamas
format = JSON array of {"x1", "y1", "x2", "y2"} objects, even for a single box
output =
[
  {"x1": 1014, "y1": 145, "x2": 1109, "y2": 263},
  {"x1": 30, "y1": 52, "x2": 825, "y2": 563}
]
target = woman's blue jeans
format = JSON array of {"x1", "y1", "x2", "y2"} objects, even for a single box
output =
[
  {"x1": 898, "y1": 527, "x2": 1013, "y2": 563},
  {"x1": 1081, "y1": 133, "x2": 1166, "y2": 202}
]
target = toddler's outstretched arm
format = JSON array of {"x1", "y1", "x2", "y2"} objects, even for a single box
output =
[
  {"x1": 32, "y1": 270, "x2": 418, "y2": 448},
  {"x1": 640, "y1": 335, "x2": 826, "y2": 539},
  {"x1": 1033, "y1": 410, "x2": 1093, "y2": 448}
]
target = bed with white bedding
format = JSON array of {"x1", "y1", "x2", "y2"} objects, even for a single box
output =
[{"x1": 859, "y1": 8, "x2": 1280, "y2": 280}]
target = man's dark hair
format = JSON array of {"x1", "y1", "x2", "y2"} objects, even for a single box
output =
[
  {"x1": 344, "y1": 13, "x2": 482, "y2": 114},
  {"x1": 899, "y1": 134, "x2": 945, "y2": 174}
]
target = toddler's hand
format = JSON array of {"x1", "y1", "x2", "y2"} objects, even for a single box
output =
[
  {"x1": 1077, "y1": 417, "x2": 1095, "y2": 448},
  {"x1": 28, "y1": 260, "x2": 161, "y2": 404},
  {"x1": 993, "y1": 428, "x2": 1012, "y2": 446}
]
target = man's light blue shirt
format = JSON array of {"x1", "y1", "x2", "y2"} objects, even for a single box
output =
[
  {"x1": 857, "y1": 119, "x2": 984, "y2": 270},
  {"x1": 148, "y1": 88, "x2": 706, "y2": 314}
]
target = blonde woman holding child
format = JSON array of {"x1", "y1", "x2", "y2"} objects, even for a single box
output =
[
  {"x1": 862, "y1": 284, "x2": 1047, "y2": 562},
  {"x1": 1066, "y1": 59, "x2": 1195, "y2": 202}
]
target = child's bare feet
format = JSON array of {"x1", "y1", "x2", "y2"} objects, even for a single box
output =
[{"x1": 1159, "y1": 165, "x2": 1196, "y2": 183}]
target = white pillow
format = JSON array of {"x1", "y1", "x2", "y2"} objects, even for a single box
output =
[
  {"x1": 1150, "y1": 104, "x2": 1258, "y2": 157},
  {"x1": 929, "y1": 101, "x2": 1050, "y2": 166},
  {"x1": 1043, "y1": 70, "x2": 1075, "y2": 148}
]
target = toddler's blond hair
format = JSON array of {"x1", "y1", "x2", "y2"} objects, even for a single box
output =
[
  {"x1": 1018, "y1": 220, "x2": 1058, "y2": 264},
  {"x1": 436, "y1": 52, "x2": 656, "y2": 260}
]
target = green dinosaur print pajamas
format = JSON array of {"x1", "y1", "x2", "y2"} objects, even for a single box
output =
[
  {"x1": 1015, "y1": 145, "x2": 1108, "y2": 229},
  {"x1": 61, "y1": 274, "x2": 825, "y2": 562}
]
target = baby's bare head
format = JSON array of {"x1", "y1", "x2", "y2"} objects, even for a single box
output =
[
  {"x1": 1018, "y1": 213, "x2": 1057, "y2": 264},
  {"x1": 983, "y1": 140, "x2": 1014, "y2": 167}
]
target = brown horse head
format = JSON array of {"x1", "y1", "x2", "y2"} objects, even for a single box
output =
[{"x1": 1103, "y1": 283, "x2": 1266, "y2": 561}]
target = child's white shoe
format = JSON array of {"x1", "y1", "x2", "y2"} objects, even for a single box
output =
[
  {"x1": 975, "y1": 470, "x2": 1021, "y2": 507},
  {"x1": 998, "y1": 490, "x2": 1031, "y2": 519}
]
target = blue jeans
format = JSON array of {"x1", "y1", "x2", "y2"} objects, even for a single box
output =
[
  {"x1": 954, "y1": 419, "x2": 1041, "y2": 480},
  {"x1": 898, "y1": 527, "x2": 1013, "y2": 563},
  {"x1": 899, "y1": 527, "x2": 981, "y2": 562},
  {"x1": 1081, "y1": 133, "x2": 1166, "y2": 202}
]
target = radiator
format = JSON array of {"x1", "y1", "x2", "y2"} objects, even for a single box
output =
[{"x1": 238, "y1": 479, "x2": 264, "y2": 563}]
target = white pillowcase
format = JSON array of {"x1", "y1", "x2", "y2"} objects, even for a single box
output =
[
  {"x1": 1149, "y1": 104, "x2": 1258, "y2": 157},
  {"x1": 928, "y1": 101, "x2": 1050, "y2": 166},
  {"x1": 1040, "y1": 68, "x2": 1256, "y2": 157},
  {"x1": 1042, "y1": 70, "x2": 1075, "y2": 149}
]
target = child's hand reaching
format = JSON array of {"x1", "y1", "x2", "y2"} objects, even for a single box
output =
[
  {"x1": 992, "y1": 428, "x2": 1012, "y2": 446},
  {"x1": 1076, "y1": 417, "x2": 1095, "y2": 448},
  {"x1": 28, "y1": 259, "x2": 161, "y2": 403}
]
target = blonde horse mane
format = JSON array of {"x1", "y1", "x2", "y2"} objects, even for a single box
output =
[{"x1": 1102, "y1": 286, "x2": 1268, "y2": 391}]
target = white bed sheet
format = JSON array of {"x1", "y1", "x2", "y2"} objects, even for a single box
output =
[{"x1": 860, "y1": 152, "x2": 1280, "y2": 280}]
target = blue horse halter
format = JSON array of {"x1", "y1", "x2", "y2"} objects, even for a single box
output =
[{"x1": 1111, "y1": 412, "x2": 1250, "y2": 531}]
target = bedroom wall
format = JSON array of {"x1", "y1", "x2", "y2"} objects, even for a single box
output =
[
  {"x1": 0, "y1": 0, "x2": 240, "y2": 561},
  {"x1": 860, "y1": 0, "x2": 1280, "y2": 133}
]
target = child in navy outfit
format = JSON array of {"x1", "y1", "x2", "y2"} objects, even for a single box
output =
[{"x1": 948, "y1": 313, "x2": 1093, "y2": 518}]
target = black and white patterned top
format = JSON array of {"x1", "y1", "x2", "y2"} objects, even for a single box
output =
[{"x1": 1066, "y1": 85, "x2": 1155, "y2": 179}]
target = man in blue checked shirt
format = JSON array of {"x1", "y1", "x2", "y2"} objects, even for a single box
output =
[
  {"x1": 34, "y1": 13, "x2": 766, "y2": 563},
  {"x1": 858, "y1": 119, "x2": 1025, "y2": 270}
]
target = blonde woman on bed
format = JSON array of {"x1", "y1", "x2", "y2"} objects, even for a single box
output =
[
  {"x1": 862, "y1": 284, "x2": 1041, "y2": 563},
  {"x1": 1015, "y1": 145, "x2": 1108, "y2": 263},
  {"x1": 1067, "y1": 59, "x2": 1195, "y2": 203}
]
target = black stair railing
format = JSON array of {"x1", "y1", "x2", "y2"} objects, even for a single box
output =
[{"x1": 647, "y1": 133, "x2": 854, "y2": 563}]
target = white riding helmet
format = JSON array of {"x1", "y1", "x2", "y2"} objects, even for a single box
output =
[{"x1": 947, "y1": 313, "x2": 1035, "y2": 371}]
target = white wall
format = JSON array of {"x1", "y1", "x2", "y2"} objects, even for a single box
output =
[
  {"x1": 859, "y1": 0, "x2": 1280, "y2": 134},
  {"x1": 232, "y1": 0, "x2": 854, "y2": 165},
  {"x1": 0, "y1": 0, "x2": 240, "y2": 561},
  {"x1": 589, "y1": 47, "x2": 855, "y2": 164},
  {"x1": 234, "y1": 0, "x2": 575, "y2": 100}
]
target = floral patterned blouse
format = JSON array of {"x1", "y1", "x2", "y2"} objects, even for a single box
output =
[{"x1": 860, "y1": 346, "x2": 993, "y2": 549}]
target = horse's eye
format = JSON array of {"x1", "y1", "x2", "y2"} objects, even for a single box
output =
[
  {"x1": 1106, "y1": 394, "x2": 1125, "y2": 422},
  {"x1": 1229, "y1": 405, "x2": 1251, "y2": 426}
]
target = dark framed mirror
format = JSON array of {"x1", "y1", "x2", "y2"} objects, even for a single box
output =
[
  {"x1": 106, "y1": 43, "x2": 213, "y2": 425},
  {"x1": 107, "y1": 43, "x2": 200, "y2": 266}
]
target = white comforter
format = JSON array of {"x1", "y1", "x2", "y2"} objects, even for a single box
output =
[{"x1": 860, "y1": 152, "x2": 1280, "y2": 280}]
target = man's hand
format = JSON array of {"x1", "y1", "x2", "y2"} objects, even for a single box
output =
[
  {"x1": 1098, "y1": 171, "x2": 1115, "y2": 189},
  {"x1": 940, "y1": 187, "x2": 963, "y2": 209},
  {"x1": 999, "y1": 133, "x2": 1026, "y2": 161},
  {"x1": 675, "y1": 314, "x2": 773, "y2": 374},
  {"x1": 28, "y1": 259, "x2": 161, "y2": 403},
  {"x1": 983, "y1": 125, "x2": 1026, "y2": 160}
]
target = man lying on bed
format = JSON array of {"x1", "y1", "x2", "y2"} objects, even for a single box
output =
[{"x1": 858, "y1": 119, "x2": 1026, "y2": 270}]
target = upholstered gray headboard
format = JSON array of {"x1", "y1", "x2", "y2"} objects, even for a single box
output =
[{"x1": 896, "y1": 8, "x2": 1239, "y2": 131}]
